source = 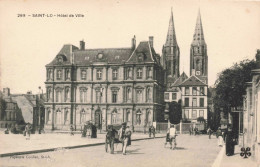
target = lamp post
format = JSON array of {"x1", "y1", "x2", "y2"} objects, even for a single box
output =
[{"x1": 38, "y1": 86, "x2": 42, "y2": 134}]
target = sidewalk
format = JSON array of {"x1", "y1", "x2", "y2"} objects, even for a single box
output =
[
  {"x1": 0, "y1": 132, "x2": 165, "y2": 157},
  {"x1": 212, "y1": 144, "x2": 258, "y2": 167}
]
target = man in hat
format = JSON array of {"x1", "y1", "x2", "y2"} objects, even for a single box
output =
[
  {"x1": 118, "y1": 122, "x2": 129, "y2": 155},
  {"x1": 25, "y1": 122, "x2": 32, "y2": 140}
]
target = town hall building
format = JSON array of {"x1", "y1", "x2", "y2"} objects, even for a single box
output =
[{"x1": 44, "y1": 36, "x2": 165, "y2": 131}]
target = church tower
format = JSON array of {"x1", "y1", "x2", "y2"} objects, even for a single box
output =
[
  {"x1": 190, "y1": 10, "x2": 208, "y2": 84},
  {"x1": 162, "y1": 8, "x2": 180, "y2": 87}
]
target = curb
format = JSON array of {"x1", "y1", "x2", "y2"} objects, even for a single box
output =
[{"x1": 0, "y1": 136, "x2": 165, "y2": 158}]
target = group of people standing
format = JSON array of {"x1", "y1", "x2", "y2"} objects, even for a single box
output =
[
  {"x1": 189, "y1": 125, "x2": 199, "y2": 135},
  {"x1": 148, "y1": 125, "x2": 155, "y2": 138},
  {"x1": 80, "y1": 122, "x2": 97, "y2": 138},
  {"x1": 213, "y1": 125, "x2": 236, "y2": 156}
]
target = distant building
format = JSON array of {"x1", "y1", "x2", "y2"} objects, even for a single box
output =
[
  {"x1": 44, "y1": 36, "x2": 165, "y2": 132},
  {"x1": 0, "y1": 88, "x2": 45, "y2": 131},
  {"x1": 163, "y1": 9, "x2": 208, "y2": 123}
]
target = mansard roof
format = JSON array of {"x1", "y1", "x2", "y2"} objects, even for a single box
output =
[
  {"x1": 47, "y1": 39, "x2": 161, "y2": 67},
  {"x1": 73, "y1": 48, "x2": 133, "y2": 65},
  {"x1": 126, "y1": 41, "x2": 159, "y2": 64},
  {"x1": 46, "y1": 44, "x2": 79, "y2": 66},
  {"x1": 179, "y1": 75, "x2": 207, "y2": 87}
]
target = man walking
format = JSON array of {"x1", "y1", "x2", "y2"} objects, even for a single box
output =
[
  {"x1": 151, "y1": 125, "x2": 155, "y2": 138},
  {"x1": 118, "y1": 122, "x2": 131, "y2": 155},
  {"x1": 207, "y1": 127, "x2": 212, "y2": 139},
  {"x1": 169, "y1": 124, "x2": 177, "y2": 149}
]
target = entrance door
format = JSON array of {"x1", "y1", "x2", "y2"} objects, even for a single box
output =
[{"x1": 95, "y1": 110, "x2": 101, "y2": 129}]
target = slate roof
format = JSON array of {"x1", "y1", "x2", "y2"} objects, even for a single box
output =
[
  {"x1": 171, "y1": 72, "x2": 188, "y2": 87},
  {"x1": 179, "y1": 75, "x2": 207, "y2": 87},
  {"x1": 11, "y1": 95, "x2": 34, "y2": 124},
  {"x1": 74, "y1": 48, "x2": 133, "y2": 65},
  {"x1": 47, "y1": 41, "x2": 161, "y2": 66},
  {"x1": 126, "y1": 41, "x2": 159, "y2": 64}
]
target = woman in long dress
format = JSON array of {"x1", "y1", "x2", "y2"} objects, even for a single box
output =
[
  {"x1": 225, "y1": 126, "x2": 235, "y2": 156},
  {"x1": 217, "y1": 127, "x2": 223, "y2": 146}
]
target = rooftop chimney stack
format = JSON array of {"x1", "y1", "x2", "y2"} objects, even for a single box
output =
[
  {"x1": 191, "y1": 69, "x2": 195, "y2": 76},
  {"x1": 80, "y1": 40, "x2": 85, "y2": 50},
  {"x1": 132, "y1": 35, "x2": 136, "y2": 50},
  {"x1": 149, "y1": 36, "x2": 154, "y2": 48},
  {"x1": 3, "y1": 88, "x2": 10, "y2": 97}
]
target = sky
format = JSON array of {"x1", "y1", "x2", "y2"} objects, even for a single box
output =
[{"x1": 0, "y1": 0, "x2": 260, "y2": 94}]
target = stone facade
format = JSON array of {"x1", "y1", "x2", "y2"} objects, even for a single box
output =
[
  {"x1": 243, "y1": 50, "x2": 260, "y2": 166},
  {"x1": 44, "y1": 37, "x2": 165, "y2": 132}
]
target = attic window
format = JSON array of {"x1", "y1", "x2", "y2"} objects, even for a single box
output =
[
  {"x1": 115, "y1": 55, "x2": 120, "y2": 59},
  {"x1": 85, "y1": 56, "x2": 89, "y2": 60},
  {"x1": 57, "y1": 56, "x2": 63, "y2": 63},
  {"x1": 97, "y1": 53, "x2": 103, "y2": 59}
]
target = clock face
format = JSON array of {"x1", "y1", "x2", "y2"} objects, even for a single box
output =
[{"x1": 196, "y1": 71, "x2": 201, "y2": 75}]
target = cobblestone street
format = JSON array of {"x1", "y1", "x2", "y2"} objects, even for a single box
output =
[{"x1": 1, "y1": 134, "x2": 221, "y2": 167}]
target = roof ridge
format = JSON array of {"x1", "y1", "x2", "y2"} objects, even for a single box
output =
[{"x1": 74, "y1": 47, "x2": 131, "y2": 51}]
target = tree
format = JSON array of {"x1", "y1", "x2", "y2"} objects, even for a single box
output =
[
  {"x1": 169, "y1": 100, "x2": 182, "y2": 124},
  {"x1": 214, "y1": 59, "x2": 257, "y2": 116}
]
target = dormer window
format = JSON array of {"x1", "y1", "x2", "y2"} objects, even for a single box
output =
[
  {"x1": 137, "y1": 53, "x2": 145, "y2": 62},
  {"x1": 57, "y1": 55, "x2": 63, "y2": 63},
  {"x1": 97, "y1": 53, "x2": 103, "y2": 60}
]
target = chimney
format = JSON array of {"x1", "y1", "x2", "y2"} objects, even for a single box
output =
[
  {"x1": 71, "y1": 52, "x2": 75, "y2": 64},
  {"x1": 80, "y1": 40, "x2": 85, "y2": 50},
  {"x1": 191, "y1": 69, "x2": 195, "y2": 76},
  {"x1": 132, "y1": 35, "x2": 136, "y2": 50},
  {"x1": 149, "y1": 36, "x2": 154, "y2": 48},
  {"x1": 3, "y1": 88, "x2": 10, "y2": 97}
]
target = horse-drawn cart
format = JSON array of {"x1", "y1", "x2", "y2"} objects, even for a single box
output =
[{"x1": 105, "y1": 124, "x2": 122, "y2": 153}]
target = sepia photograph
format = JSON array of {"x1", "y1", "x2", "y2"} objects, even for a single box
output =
[{"x1": 0, "y1": 0, "x2": 260, "y2": 166}]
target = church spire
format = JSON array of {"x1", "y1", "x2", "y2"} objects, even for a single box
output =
[
  {"x1": 165, "y1": 7, "x2": 178, "y2": 47},
  {"x1": 192, "y1": 9, "x2": 206, "y2": 46}
]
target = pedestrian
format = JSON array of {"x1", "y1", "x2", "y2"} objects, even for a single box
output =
[
  {"x1": 70, "y1": 125, "x2": 74, "y2": 136},
  {"x1": 194, "y1": 126, "x2": 198, "y2": 136},
  {"x1": 82, "y1": 123, "x2": 87, "y2": 137},
  {"x1": 189, "y1": 125, "x2": 193, "y2": 135},
  {"x1": 148, "y1": 126, "x2": 152, "y2": 138},
  {"x1": 225, "y1": 125, "x2": 235, "y2": 156},
  {"x1": 207, "y1": 127, "x2": 212, "y2": 139},
  {"x1": 87, "y1": 122, "x2": 92, "y2": 138},
  {"x1": 169, "y1": 124, "x2": 177, "y2": 149},
  {"x1": 151, "y1": 125, "x2": 155, "y2": 138},
  {"x1": 4, "y1": 128, "x2": 9, "y2": 134},
  {"x1": 106, "y1": 125, "x2": 117, "y2": 154},
  {"x1": 118, "y1": 122, "x2": 131, "y2": 155},
  {"x1": 25, "y1": 123, "x2": 32, "y2": 140},
  {"x1": 217, "y1": 127, "x2": 223, "y2": 147},
  {"x1": 91, "y1": 124, "x2": 97, "y2": 138}
]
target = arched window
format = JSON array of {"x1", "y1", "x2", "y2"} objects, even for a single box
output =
[
  {"x1": 47, "y1": 109, "x2": 51, "y2": 123},
  {"x1": 64, "y1": 108, "x2": 69, "y2": 124},
  {"x1": 81, "y1": 109, "x2": 86, "y2": 124},
  {"x1": 136, "y1": 89, "x2": 143, "y2": 103},
  {"x1": 136, "y1": 109, "x2": 141, "y2": 125},
  {"x1": 65, "y1": 87, "x2": 70, "y2": 102},
  {"x1": 80, "y1": 88, "x2": 87, "y2": 103},
  {"x1": 127, "y1": 88, "x2": 131, "y2": 100},
  {"x1": 66, "y1": 69, "x2": 70, "y2": 80},
  {"x1": 47, "y1": 88, "x2": 52, "y2": 101},
  {"x1": 126, "y1": 110, "x2": 131, "y2": 122},
  {"x1": 48, "y1": 69, "x2": 53, "y2": 80},
  {"x1": 112, "y1": 109, "x2": 117, "y2": 124},
  {"x1": 56, "y1": 109, "x2": 62, "y2": 125}
]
